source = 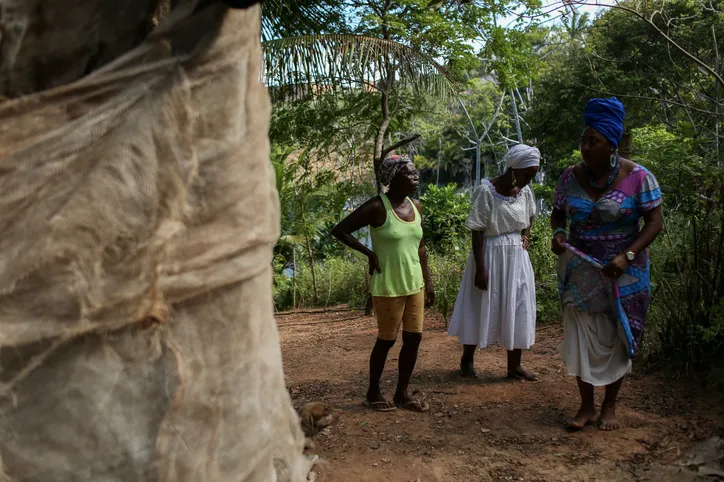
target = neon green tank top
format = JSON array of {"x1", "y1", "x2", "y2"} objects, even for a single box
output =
[{"x1": 369, "y1": 194, "x2": 424, "y2": 297}]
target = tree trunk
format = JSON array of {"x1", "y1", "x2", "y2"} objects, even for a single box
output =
[
  {"x1": 619, "y1": 132, "x2": 633, "y2": 160},
  {"x1": 0, "y1": 2, "x2": 307, "y2": 481},
  {"x1": 306, "y1": 234, "x2": 319, "y2": 305},
  {"x1": 714, "y1": 26, "x2": 721, "y2": 163},
  {"x1": 436, "y1": 138, "x2": 441, "y2": 186},
  {"x1": 510, "y1": 89, "x2": 523, "y2": 143},
  {"x1": 292, "y1": 246, "x2": 298, "y2": 309},
  {"x1": 373, "y1": 76, "x2": 394, "y2": 192}
]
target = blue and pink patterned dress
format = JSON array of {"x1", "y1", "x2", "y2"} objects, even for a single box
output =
[{"x1": 553, "y1": 164, "x2": 663, "y2": 358}]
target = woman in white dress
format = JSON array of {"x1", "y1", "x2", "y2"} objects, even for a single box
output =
[{"x1": 448, "y1": 144, "x2": 540, "y2": 380}]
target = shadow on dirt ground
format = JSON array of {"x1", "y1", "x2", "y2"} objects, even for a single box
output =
[{"x1": 278, "y1": 308, "x2": 724, "y2": 482}]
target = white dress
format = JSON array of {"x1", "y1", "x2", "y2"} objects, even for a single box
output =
[
  {"x1": 448, "y1": 180, "x2": 537, "y2": 350},
  {"x1": 559, "y1": 306, "x2": 632, "y2": 386}
]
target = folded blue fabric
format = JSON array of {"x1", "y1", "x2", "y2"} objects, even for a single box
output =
[{"x1": 583, "y1": 97, "x2": 625, "y2": 148}]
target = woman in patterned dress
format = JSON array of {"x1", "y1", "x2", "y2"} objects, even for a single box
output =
[
  {"x1": 448, "y1": 144, "x2": 540, "y2": 381},
  {"x1": 551, "y1": 98, "x2": 664, "y2": 431}
]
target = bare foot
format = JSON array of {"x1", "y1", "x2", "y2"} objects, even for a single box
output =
[
  {"x1": 460, "y1": 359, "x2": 478, "y2": 378},
  {"x1": 597, "y1": 404, "x2": 620, "y2": 431},
  {"x1": 565, "y1": 405, "x2": 597, "y2": 431},
  {"x1": 507, "y1": 366, "x2": 538, "y2": 381}
]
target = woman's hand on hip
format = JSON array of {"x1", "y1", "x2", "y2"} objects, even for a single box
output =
[
  {"x1": 522, "y1": 235, "x2": 530, "y2": 250},
  {"x1": 602, "y1": 253, "x2": 629, "y2": 279},
  {"x1": 474, "y1": 266, "x2": 489, "y2": 291},
  {"x1": 551, "y1": 233, "x2": 567, "y2": 255},
  {"x1": 425, "y1": 283, "x2": 435, "y2": 307},
  {"x1": 368, "y1": 253, "x2": 382, "y2": 275}
]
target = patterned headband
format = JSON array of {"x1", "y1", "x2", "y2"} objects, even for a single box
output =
[{"x1": 378, "y1": 154, "x2": 413, "y2": 187}]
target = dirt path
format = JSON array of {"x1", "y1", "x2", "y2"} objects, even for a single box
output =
[{"x1": 278, "y1": 309, "x2": 724, "y2": 482}]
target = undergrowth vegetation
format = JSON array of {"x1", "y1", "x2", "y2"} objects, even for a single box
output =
[{"x1": 268, "y1": 0, "x2": 724, "y2": 388}]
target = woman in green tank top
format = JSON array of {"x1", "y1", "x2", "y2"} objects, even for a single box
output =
[{"x1": 331, "y1": 155, "x2": 434, "y2": 413}]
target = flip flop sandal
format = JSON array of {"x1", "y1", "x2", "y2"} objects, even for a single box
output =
[
  {"x1": 507, "y1": 370, "x2": 539, "y2": 381},
  {"x1": 363, "y1": 399, "x2": 397, "y2": 412},
  {"x1": 460, "y1": 367, "x2": 478, "y2": 378},
  {"x1": 396, "y1": 399, "x2": 429, "y2": 413}
]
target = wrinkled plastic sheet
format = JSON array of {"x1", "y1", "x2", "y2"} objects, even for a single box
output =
[{"x1": 0, "y1": 2, "x2": 307, "y2": 480}]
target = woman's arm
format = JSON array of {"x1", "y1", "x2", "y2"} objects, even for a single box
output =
[
  {"x1": 331, "y1": 198, "x2": 385, "y2": 274},
  {"x1": 627, "y1": 205, "x2": 663, "y2": 255},
  {"x1": 602, "y1": 205, "x2": 663, "y2": 279},
  {"x1": 550, "y1": 208, "x2": 567, "y2": 254},
  {"x1": 550, "y1": 208, "x2": 566, "y2": 231},
  {"x1": 472, "y1": 230, "x2": 488, "y2": 290},
  {"x1": 522, "y1": 216, "x2": 534, "y2": 250}
]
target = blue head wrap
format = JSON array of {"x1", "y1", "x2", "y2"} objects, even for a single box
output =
[{"x1": 583, "y1": 97, "x2": 625, "y2": 148}]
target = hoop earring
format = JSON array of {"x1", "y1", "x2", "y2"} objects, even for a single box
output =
[
  {"x1": 609, "y1": 152, "x2": 617, "y2": 168},
  {"x1": 510, "y1": 170, "x2": 517, "y2": 187}
]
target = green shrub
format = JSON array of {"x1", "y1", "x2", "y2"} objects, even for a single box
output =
[
  {"x1": 429, "y1": 250, "x2": 468, "y2": 326},
  {"x1": 420, "y1": 184, "x2": 471, "y2": 254},
  {"x1": 275, "y1": 253, "x2": 369, "y2": 311},
  {"x1": 644, "y1": 205, "x2": 724, "y2": 387},
  {"x1": 532, "y1": 183, "x2": 554, "y2": 207},
  {"x1": 272, "y1": 254, "x2": 294, "y2": 311},
  {"x1": 528, "y1": 216, "x2": 560, "y2": 323},
  {"x1": 275, "y1": 217, "x2": 562, "y2": 326},
  {"x1": 429, "y1": 218, "x2": 560, "y2": 326}
]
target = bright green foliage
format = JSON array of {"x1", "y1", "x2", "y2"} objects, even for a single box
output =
[
  {"x1": 266, "y1": 0, "x2": 724, "y2": 387},
  {"x1": 278, "y1": 254, "x2": 370, "y2": 310},
  {"x1": 262, "y1": 0, "x2": 347, "y2": 41},
  {"x1": 481, "y1": 25, "x2": 543, "y2": 89},
  {"x1": 529, "y1": 0, "x2": 723, "y2": 164},
  {"x1": 351, "y1": 0, "x2": 483, "y2": 75},
  {"x1": 272, "y1": 146, "x2": 360, "y2": 307},
  {"x1": 429, "y1": 250, "x2": 468, "y2": 326},
  {"x1": 420, "y1": 184, "x2": 472, "y2": 253},
  {"x1": 630, "y1": 124, "x2": 705, "y2": 210},
  {"x1": 531, "y1": 183, "x2": 553, "y2": 207},
  {"x1": 528, "y1": 216, "x2": 558, "y2": 323}
]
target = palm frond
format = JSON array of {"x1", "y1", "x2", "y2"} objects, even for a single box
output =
[
  {"x1": 261, "y1": 0, "x2": 345, "y2": 42},
  {"x1": 278, "y1": 234, "x2": 306, "y2": 247},
  {"x1": 262, "y1": 35, "x2": 459, "y2": 101}
]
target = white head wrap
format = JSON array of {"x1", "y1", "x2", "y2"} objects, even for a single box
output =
[{"x1": 504, "y1": 144, "x2": 541, "y2": 170}]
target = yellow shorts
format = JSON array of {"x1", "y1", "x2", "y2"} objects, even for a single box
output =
[{"x1": 372, "y1": 289, "x2": 425, "y2": 341}]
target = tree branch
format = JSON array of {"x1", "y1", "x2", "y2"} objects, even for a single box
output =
[
  {"x1": 478, "y1": 92, "x2": 506, "y2": 143},
  {"x1": 588, "y1": 0, "x2": 724, "y2": 89},
  {"x1": 568, "y1": 79, "x2": 724, "y2": 117},
  {"x1": 381, "y1": 134, "x2": 422, "y2": 159}
]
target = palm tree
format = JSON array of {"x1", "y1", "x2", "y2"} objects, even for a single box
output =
[
  {"x1": 272, "y1": 147, "x2": 337, "y2": 307},
  {"x1": 261, "y1": 0, "x2": 345, "y2": 41},
  {"x1": 562, "y1": 7, "x2": 590, "y2": 40},
  {"x1": 261, "y1": 1, "x2": 460, "y2": 175}
]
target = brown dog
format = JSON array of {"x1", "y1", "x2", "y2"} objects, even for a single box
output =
[{"x1": 297, "y1": 402, "x2": 343, "y2": 453}]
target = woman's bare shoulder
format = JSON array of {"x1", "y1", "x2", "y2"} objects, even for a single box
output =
[{"x1": 620, "y1": 157, "x2": 637, "y2": 175}]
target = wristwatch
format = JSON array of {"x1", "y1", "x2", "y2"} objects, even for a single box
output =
[{"x1": 625, "y1": 251, "x2": 635, "y2": 262}]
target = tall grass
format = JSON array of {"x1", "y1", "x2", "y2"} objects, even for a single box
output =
[
  {"x1": 274, "y1": 216, "x2": 562, "y2": 327},
  {"x1": 644, "y1": 189, "x2": 724, "y2": 387},
  {"x1": 429, "y1": 249, "x2": 467, "y2": 326},
  {"x1": 528, "y1": 216, "x2": 560, "y2": 323},
  {"x1": 274, "y1": 253, "x2": 369, "y2": 311}
]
